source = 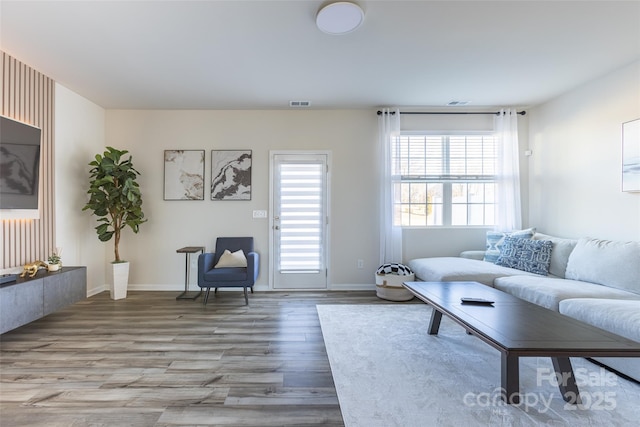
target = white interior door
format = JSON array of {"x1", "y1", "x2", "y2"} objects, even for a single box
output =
[{"x1": 270, "y1": 152, "x2": 329, "y2": 289}]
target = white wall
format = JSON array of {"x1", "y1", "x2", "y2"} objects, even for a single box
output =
[
  {"x1": 528, "y1": 61, "x2": 640, "y2": 241},
  {"x1": 55, "y1": 84, "x2": 106, "y2": 295},
  {"x1": 106, "y1": 109, "x2": 383, "y2": 290}
]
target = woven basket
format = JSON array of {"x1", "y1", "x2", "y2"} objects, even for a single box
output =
[{"x1": 375, "y1": 273, "x2": 414, "y2": 301}]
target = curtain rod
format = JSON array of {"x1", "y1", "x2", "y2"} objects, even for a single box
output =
[{"x1": 376, "y1": 110, "x2": 526, "y2": 116}]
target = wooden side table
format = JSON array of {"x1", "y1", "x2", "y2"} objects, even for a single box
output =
[{"x1": 176, "y1": 246, "x2": 205, "y2": 300}]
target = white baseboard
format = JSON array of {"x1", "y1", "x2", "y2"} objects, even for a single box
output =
[
  {"x1": 129, "y1": 283, "x2": 185, "y2": 292},
  {"x1": 129, "y1": 283, "x2": 266, "y2": 292},
  {"x1": 330, "y1": 283, "x2": 376, "y2": 291},
  {"x1": 87, "y1": 284, "x2": 106, "y2": 297},
  {"x1": 122, "y1": 283, "x2": 377, "y2": 292}
]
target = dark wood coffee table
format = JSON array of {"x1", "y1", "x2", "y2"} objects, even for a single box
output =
[{"x1": 402, "y1": 281, "x2": 640, "y2": 404}]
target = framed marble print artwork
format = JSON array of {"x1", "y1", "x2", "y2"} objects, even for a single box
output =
[
  {"x1": 211, "y1": 150, "x2": 252, "y2": 200},
  {"x1": 163, "y1": 150, "x2": 205, "y2": 200}
]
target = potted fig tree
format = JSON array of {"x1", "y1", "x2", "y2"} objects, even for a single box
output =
[{"x1": 83, "y1": 147, "x2": 146, "y2": 299}]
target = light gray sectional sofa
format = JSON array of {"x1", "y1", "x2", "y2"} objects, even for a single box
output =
[{"x1": 407, "y1": 231, "x2": 640, "y2": 382}]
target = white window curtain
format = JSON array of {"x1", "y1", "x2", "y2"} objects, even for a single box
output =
[
  {"x1": 494, "y1": 108, "x2": 522, "y2": 231},
  {"x1": 378, "y1": 108, "x2": 402, "y2": 264}
]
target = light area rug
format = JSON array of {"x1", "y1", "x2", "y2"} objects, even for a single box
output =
[{"x1": 317, "y1": 304, "x2": 640, "y2": 427}]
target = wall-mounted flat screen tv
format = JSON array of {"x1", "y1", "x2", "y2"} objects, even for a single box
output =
[{"x1": 0, "y1": 116, "x2": 42, "y2": 211}]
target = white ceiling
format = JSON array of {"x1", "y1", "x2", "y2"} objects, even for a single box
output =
[{"x1": 1, "y1": 1, "x2": 639, "y2": 110}]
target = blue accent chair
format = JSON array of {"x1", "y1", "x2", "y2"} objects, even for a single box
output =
[{"x1": 197, "y1": 237, "x2": 259, "y2": 305}]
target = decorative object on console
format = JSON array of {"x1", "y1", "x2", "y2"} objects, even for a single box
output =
[
  {"x1": 19, "y1": 261, "x2": 47, "y2": 278},
  {"x1": 622, "y1": 118, "x2": 640, "y2": 192},
  {"x1": 47, "y1": 247, "x2": 62, "y2": 272},
  {"x1": 163, "y1": 150, "x2": 205, "y2": 200},
  {"x1": 211, "y1": 150, "x2": 252, "y2": 200},
  {"x1": 83, "y1": 147, "x2": 146, "y2": 300}
]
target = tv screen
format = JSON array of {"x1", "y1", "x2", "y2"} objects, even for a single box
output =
[{"x1": 0, "y1": 116, "x2": 42, "y2": 210}]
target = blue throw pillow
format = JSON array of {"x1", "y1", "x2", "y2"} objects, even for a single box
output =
[
  {"x1": 495, "y1": 236, "x2": 553, "y2": 275},
  {"x1": 483, "y1": 227, "x2": 536, "y2": 264}
]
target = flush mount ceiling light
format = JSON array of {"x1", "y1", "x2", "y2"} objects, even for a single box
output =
[{"x1": 316, "y1": 2, "x2": 364, "y2": 35}]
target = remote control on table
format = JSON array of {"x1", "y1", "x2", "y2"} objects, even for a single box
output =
[{"x1": 460, "y1": 297, "x2": 494, "y2": 305}]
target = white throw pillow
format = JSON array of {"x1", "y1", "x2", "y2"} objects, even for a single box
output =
[{"x1": 214, "y1": 249, "x2": 247, "y2": 268}]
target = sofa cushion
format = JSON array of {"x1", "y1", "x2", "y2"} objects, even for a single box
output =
[
  {"x1": 559, "y1": 298, "x2": 640, "y2": 382},
  {"x1": 559, "y1": 298, "x2": 640, "y2": 342},
  {"x1": 494, "y1": 276, "x2": 640, "y2": 311},
  {"x1": 407, "y1": 257, "x2": 537, "y2": 287},
  {"x1": 483, "y1": 227, "x2": 536, "y2": 263},
  {"x1": 495, "y1": 236, "x2": 552, "y2": 275},
  {"x1": 204, "y1": 267, "x2": 248, "y2": 283},
  {"x1": 565, "y1": 237, "x2": 640, "y2": 294},
  {"x1": 532, "y1": 233, "x2": 578, "y2": 278}
]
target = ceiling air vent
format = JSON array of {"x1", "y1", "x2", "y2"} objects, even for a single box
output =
[
  {"x1": 447, "y1": 101, "x2": 470, "y2": 106},
  {"x1": 289, "y1": 100, "x2": 311, "y2": 107}
]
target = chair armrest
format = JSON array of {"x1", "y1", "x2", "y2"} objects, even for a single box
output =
[
  {"x1": 198, "y1": 253, "x2": 216, "y2": 284},
  {"x1": 247, "y1": 251, "x2": 259, "y2": 281}
]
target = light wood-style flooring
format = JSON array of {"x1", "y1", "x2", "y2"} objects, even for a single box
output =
[{"x1": 1, "y1": 290, "x2": 402, "y2": 426}]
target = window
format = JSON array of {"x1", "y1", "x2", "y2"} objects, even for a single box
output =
[{"x1": 393, "y1": 134, "x2": 496, "y2": 227}]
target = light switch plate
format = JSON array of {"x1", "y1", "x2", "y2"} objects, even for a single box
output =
[{"x1": 253, "y1": 210, "x2": 267, "y2": 219}]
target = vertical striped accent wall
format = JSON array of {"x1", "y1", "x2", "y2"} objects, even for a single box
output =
[{"x1": 1, "y1": 52, "x2": 56, "y2": 269}]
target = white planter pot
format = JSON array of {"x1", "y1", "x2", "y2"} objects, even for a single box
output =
[
  {"x1": 109, "y1": 261, "x2": 130, "y2": 300},
  {"x1": 47, "y1": 263, "x2": 60, "y2": 272}
]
